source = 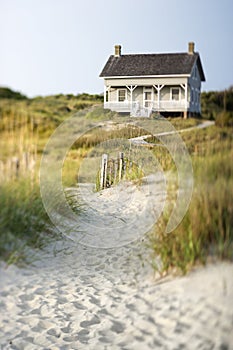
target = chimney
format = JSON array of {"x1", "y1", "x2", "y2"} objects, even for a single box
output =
[
  {"x1": 188, "y1": 42, "x2": 195, "y2": 54},
  {"x1": 114, "y1": 45, "x2": 121, "y2": 57}
]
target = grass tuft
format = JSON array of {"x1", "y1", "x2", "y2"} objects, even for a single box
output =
[
  {"x1": 0, "y1": 177, "x2": 51, "y2": 264},
  {"x1": 149, "y1": 127, "x2": 233, "y2": 276}
]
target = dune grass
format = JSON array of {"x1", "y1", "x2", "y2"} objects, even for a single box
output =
[
  {"x1": 1, "y1": 92, "x2": 233, "y2": 273},
  {"x1": 167, "y1": 116, "x2": 201, "y2": 129},
  {"x1": 0, "y1": 177, "x2": 51, "y2": 264},
  {"x1": 0, "y1": 100, "x2": 146, "y2": 263},
  {"x1": 0, "y1": 95, "x2": 103, "y2": 263},
  {"x1": 149, "y1": 126, "x2": 233, "y2": 276},
  {"x1": 62, "y1": 123, "x2": 148, "y2": 187}
]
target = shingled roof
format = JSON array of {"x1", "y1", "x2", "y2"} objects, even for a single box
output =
[{"x1": 100, "y1": 52, "x2": 205, "y2": 81}]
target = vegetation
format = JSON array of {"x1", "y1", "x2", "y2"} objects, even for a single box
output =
[
  {"x1": 95, "y1": 156, "x2": 144, "y2": 192},
  {"x1": 0, "y1": 178, "x2": 50, "y2": 264},
  {"x1": 201, "y1": 86, "x2": 233, "y2": 126},
  {"x1": 0, "y1": 88, "x2": 103, "y2": 263},
  {"x1": 0, "y1": 86, "x2": 232, "y2": 275},
  {"x1": 149, "y1": 126, "x2": 233, "y2": 275},
  {"x1": 0, "y1": 87, "x2": 28, "y2": 100}
]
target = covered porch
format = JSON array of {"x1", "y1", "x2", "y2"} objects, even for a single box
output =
[{"x1": 103, "y1": 83, "x2": 190, "y2": 116}]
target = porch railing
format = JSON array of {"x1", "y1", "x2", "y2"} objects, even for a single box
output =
[
  {"x1": 104, "y1": 101, "x2": 132, "y2": 112},
  {"x1": 104, "y1": 99, "x2": 189, "y2": 115}
]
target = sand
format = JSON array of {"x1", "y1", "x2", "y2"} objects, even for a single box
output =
[
  {"x1": 1, "y1": 238, "x2": 233, "y2": 350},
  {"x1": 0, "y1": 173, "x2": 233, "y2": 349}
]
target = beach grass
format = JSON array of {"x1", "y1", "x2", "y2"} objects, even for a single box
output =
[
  {"x1": 0, "y1": 94, "x2": 103, "y2": 263},
  {"x1": 149, "y1": 126, "x2": 233, "y2": 275},
  {"x1": 1, "y1": 92, "x2": 233, "y2": 273},
  {"x1": 0, "y1": 99, "x2": 147, "y2": 262},
  {"x1": 0, "y1": 176, "x2": 51, "y2": 264}
]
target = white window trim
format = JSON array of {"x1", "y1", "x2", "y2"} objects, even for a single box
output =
[
  {"x1": 118, "y1": 88, "x2": 127, "y2": 102},
  {"x1": 170, "y1": 87, "x2": 181, "y2": 101}
]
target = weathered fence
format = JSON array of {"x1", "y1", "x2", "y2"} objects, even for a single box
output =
[
  {"x1": 0, "y1": 152, "x2": 36, "y2": 182},
  {"x1": 99, "y1": 152, "x2": 127, "y2": 190},
  {"x1": 98, "y1": 152, "x2": 143, "y2": 190},
  {"x1": 99, "y1": 152, "x2": 123, "y2": 190}
]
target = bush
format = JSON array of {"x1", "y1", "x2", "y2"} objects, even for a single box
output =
[
  {"x1": 215, "y1": 111, "x2": 233, "y2": 127},
  {"x1": 201, "y1": 87, "x2": 233, "y2": 120},
  {"x1": 0, "y1": 87, "x2": 27, "y2": 100}
]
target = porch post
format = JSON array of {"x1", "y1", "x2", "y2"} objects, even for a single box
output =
[
  {"x1": 180, "y1": 83, "x2": 188, "y2": 119},
  {"x1": 126, "y1": 85, "x2": 137, "y2": 112},
  {"x1": 184, "y1": 83, "x2": 188, "y2": 119},
  {"x1": 185, "y1": 83, "x2": 188, "y2": 107},
  {"x1": 153, "y1": 85, "x2": 164, "y2": 112},
  {"x1": 158, "y1": 87, "x2": 160, "y2": 110},
  {"x1": 104, "y1": 85, "x2": 106, "y2": 104},
  {"x1": 153, "y1": 85, "x2": 158, "y2": 110}
]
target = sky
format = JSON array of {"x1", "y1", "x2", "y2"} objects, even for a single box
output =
[{"x1": 0, "y1": 0, "x2": 233, "y2": 97}]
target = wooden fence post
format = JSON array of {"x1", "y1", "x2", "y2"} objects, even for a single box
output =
[
  {"x1": 100, "y1": 154, "x2": 108, "y2": 189},
  {"x1": 114, "y1": 159, "x2": 118, "y2": 185},
  {"x1": 118, "y1": 152, "x2": 124, "y2": 181},
  {"x1": 99, "y1": 152, "x2": 129, "y2": 190},
  {"x1": 108, "y1": 158, "x2": 114, "y2": 187}
]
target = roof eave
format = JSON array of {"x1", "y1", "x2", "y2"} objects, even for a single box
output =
[{"x1": 99, "y1": 74, "x2": 191, "y2": 79}]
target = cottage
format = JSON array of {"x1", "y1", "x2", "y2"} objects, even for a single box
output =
[{"x1": 99, "y1": 43, "x2": 205, "y2": 118}]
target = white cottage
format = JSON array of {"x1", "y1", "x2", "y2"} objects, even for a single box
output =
[{"x1": 99, "y1": 43, "x2": 205, "y2": 118}]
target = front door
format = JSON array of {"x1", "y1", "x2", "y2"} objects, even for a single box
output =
[{"x1": 143, "y1": 87, "x2": 153, "y2": 108}]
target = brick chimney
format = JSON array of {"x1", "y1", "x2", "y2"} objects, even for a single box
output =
[
  {"x1": 188, "y1": 42, "x2": 195, "y2": 54},
  {"x1": 114, "y1": 45, "x2": 121, "y2": 57}
]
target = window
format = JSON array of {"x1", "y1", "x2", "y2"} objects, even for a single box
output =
[
  {"x1": 118, "y1": 89, "x2": 126, "y2": 102},
  {"x1": 171, "y1": 87, "x2": 180, "y2": 101}
]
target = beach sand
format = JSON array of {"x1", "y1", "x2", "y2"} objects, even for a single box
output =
[
  {"x1": 1, "y1": 176, "x2": 233, "y2": 349},
  {"x1": 1, "y1": 238, "x2": 233, "y2": 350}
]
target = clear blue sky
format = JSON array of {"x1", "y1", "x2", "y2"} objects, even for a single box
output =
[{"x1": 0, "y1": 0, "x2": 232, "y2": 97}]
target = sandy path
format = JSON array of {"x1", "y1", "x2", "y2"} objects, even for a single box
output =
[
  {"x1": 130, "y1": 120, "x2": 215, "y2": 145},
  {"x1": 1, "y1": 240, "x2": 233, "y2": 350},
  {"x1": 0, "y1": 172, "x2": 233, "y2": 350}
]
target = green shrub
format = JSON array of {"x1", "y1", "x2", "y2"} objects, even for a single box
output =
[
  {"x1": 215, "y1": 111, "x2": 233, "y2": 127},
  {"x1": 0, "y1": 87, "x2": 27, "y2": 100},
  {"x1": 201, "y1": 87, "x2": 233, "y2": 120}
]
